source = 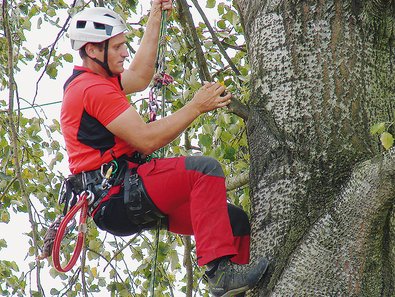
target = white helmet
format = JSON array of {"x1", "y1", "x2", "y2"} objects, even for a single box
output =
[{"x1": 68, "y1": 7, "x2": 127, "y2": 50}]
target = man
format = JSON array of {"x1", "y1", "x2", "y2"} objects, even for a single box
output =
[{"x1": 60, "y1": 2, "x2": 268, "y2": 296}]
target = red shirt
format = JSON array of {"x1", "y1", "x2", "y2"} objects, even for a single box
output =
[{"x1": 61, "y1": 66, "x2": 135, "y2": 174}]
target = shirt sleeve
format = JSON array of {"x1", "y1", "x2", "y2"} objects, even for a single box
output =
[{"x1": 83, "y1": 78, "x2": 131, "y2": 127}]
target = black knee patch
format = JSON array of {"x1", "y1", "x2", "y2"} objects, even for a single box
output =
[
  {"x1": 185, "y1": 156, "x2": 225, "y2": 177},
  {"x1": 228, "y1": 204, "x2": 250, "y2": 236}
]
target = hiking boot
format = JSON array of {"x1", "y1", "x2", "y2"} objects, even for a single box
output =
[{"x1": 205, "y1": 258, "x2": 269, "y2": 297}]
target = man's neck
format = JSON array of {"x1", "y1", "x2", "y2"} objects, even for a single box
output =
[{"x1": 82, "y1": 59, "x2": 109, "y2": 78}]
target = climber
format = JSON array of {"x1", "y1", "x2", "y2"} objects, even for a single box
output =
[{"x1": 59, "y1": 2, "x2": 268, "y2": 296}]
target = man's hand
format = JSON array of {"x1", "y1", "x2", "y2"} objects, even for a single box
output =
[
  {"x1": 151, "y1": 0, "x2": 173, "y2": 16},
  {"x1": 190, "y1": 82, "x2": 232, "y2": 115}
]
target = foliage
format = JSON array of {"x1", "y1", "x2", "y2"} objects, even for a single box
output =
[
  {"x1": 0, "y1": 0, "x2": 250, "y2": 296},
  {"x1": 370, "y1": 121, "x2": 395, "y2": 150}
]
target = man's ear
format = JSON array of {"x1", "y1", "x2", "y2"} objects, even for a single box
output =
[{"x1": 84, "y1": 43, "x2": 97, "y2": 59}]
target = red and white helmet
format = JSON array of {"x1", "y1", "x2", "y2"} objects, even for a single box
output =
[{"x1": 68, "y1": 7, "x2": 127, "y2": 50}]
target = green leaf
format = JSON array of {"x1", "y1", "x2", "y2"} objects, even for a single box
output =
[
  {"x1": 370, "y1": 122, "x2": 386, "y2": 135},
  {"x1": 63, "y1": 53, "x2": 73, "y2": 63},
  {"x1": 380, "y1": 132, "x2": 394, "y2": 150},
  {"x1": 206, "y1": 0, "x2": 216, "y2": 9},
  {"x1": 0, "y1": 239, "x2": 7, "y2": 249},
  {"x1": 199, "y1": 134, "x2": 212, "y2": 147},
  {"x1": 223, "y1": 146, "x2": 236, "y2": 161},
  {"x1": 217, "y1": 20, "x2": 226, "y2": 29},
  {"x1": 50, "y1": 288, "x2": 60, "y2": 295}
]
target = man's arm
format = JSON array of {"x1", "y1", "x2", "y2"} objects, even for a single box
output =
[
  {"x1": 106, "y1": 82, "x2": 232, "y2": 155},
  {"x1": 121, "y1": 0, "x2": 172, "y2": 94}
]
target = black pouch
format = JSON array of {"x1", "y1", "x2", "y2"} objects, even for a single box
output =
[
  {"x1": 93, "y1": 194, "x2": 141, "y2": 236},
  {"x1": 93, "y1": 164, "x2": 168, "y2": 236}
]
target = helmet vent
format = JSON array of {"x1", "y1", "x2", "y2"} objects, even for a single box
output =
[
  {"x1": 93, "y1": 22, "x2": 106, "y2": 30},
  {"x1": 76, "y1": 20, "x2": 87, "y2": 29},
  {"x1": 104, "y1": 13, "x2": 116, "y2": 19}
]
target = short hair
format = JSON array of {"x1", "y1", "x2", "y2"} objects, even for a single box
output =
[{"x1": 79, "y1": 41, "x2": 106, "y2": 59}]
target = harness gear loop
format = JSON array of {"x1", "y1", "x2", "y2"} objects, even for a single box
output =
[{"x1": 52, "y1": 191, "x2": 92, "y2": 273}]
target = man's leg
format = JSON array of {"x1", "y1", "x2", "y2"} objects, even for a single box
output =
[
  {"x1": 138, "y1": 156, "x2": 240, "y2": 264},
  {"x1": 138, "y1": 156, "x2": 268, "y2": 296}
]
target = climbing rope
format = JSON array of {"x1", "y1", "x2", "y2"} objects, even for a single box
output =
[
  {"x1": 149, "y1": 9, "x2": 173, "y2": 296},
  {"x1": 52, "y1": 191, "x2": 92, "y2": 272}
]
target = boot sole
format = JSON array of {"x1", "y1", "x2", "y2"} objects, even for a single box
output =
[{"x1": 219, "y1": 285, "x2": 249, "y2": 297}]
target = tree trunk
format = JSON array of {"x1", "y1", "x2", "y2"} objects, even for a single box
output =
[{"x1": 235, "y1": 1, "x2": 395, "y2": 295}]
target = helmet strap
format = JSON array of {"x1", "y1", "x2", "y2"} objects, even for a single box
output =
[{"x1": 89, "y1": 40, "x2": 115, "y2": 77}]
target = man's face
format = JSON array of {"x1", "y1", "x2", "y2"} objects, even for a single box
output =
[{"x1": 106, "y1": 33, "x2": 129, "y2": 75}]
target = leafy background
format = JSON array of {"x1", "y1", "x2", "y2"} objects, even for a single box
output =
[
  {"x1": 2, "y1": 1, "x2": 392, "y2": 296},
  {"x1": 0, "y1": 0, "x2": 251, "y2": 296}
]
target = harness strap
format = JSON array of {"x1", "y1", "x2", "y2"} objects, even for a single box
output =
[{"x1": 123, "y1": 168, "x2": 167, "y2": 228}]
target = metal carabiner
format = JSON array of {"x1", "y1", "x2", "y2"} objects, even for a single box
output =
[
  {"x1": 149, "y1": 87, "x2": 159, "y2": 122},
  {"x1": 57, "y1": 179, "x2": 66, "y2": 205},
  {"x1": 84, "y1": 190, "x2": 95, "y2": 205}
]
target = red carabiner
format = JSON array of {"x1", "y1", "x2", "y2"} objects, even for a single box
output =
[{"x1": 52, "y1": 192, "x2": 90, "y2": 273}]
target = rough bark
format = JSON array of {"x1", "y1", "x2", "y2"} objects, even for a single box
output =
[{"x1": 235, "y1": 1, "x2": 395, "y2": 295}]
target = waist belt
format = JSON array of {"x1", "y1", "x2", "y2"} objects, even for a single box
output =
[{"x1": 59, "y1": 157, "x2": 167, "y2": 230}]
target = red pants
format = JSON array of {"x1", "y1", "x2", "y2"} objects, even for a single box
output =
[{"x1": 136, "y1": 156, "x2": 250, "y2": 266}]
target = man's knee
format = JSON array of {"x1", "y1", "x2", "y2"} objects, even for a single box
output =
[{"x1": 185, "y1": 156, "x2": 225, "y2": 178}]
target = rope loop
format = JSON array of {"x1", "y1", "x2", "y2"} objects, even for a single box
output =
[{"x1": 52, "y1": 191, "x2": 91, "y2": 273}]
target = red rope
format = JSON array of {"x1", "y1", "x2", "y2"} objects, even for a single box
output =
[{"x1": 52, "y1": 192, "x2": 90, "y2": 273}]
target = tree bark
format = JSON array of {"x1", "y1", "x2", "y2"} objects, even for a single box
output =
[{"x1": 235, "y1": 1, "x2": 395, "y2": 295}]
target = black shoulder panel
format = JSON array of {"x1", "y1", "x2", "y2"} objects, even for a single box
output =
[{"x1": 63, "y1": 69, "x2": 86, "y2": 91}]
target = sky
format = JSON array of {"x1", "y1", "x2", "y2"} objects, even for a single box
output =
[{"x1": 0, "y1": 1, "x2": 219, "y2": 296}]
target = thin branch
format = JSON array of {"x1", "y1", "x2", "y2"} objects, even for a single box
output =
[
  {"x1": 80, "y1": 246, "x2": 88, "y2": 297},
  {"x1": 176, "y1": 0, "x2": 211, "y2": 82},
  {"x1": 182, "y1": 235, "x2": 193, "y2": 297},
  {"x1": 190, "y1": 0, "x2": 241, "y2": 77},
  {"x1": 221, "y1": 41, "x2": 247, "y2": 52},
  {"x1": 86, "y1": 248, "x2": 132, "y2": 294},
  {"x1": 226, "y1": 170, "x2": 249, "y2": 191},
  {"x1": 32, "y1": 0, "x2": 79, "y2": 105},
  {"x1": 2, "y1": 0, "x2": 44, "y2": 294},
  {"x1": 103, "y1": 232, "x2": 142, "y2": 272}
]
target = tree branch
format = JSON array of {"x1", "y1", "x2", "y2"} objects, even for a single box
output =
[
  {"x1": 226, "y1": 170, "x2": 249, "y2": 191},
  {"x1": 176, "y1": 0, "x2": 211, "y2": 83},
  {"x1": 227, "y1": 95, "x2": 250, "y2": 121},
  {"x1": 182, "y1": 235, "x2": 193, "y2": 297},
  {"x1": 2, "y1": 1, "x2": 43, "y2": 294},
  {"x1": 190, "y1": 0, "x2": 241, "y2": 77},
  {"x1": 271, "y1": 150, "x2": 395, "y2": 294},
  {"x1": 32, "y1": 0, "x2": 79, "y2": 105}
]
